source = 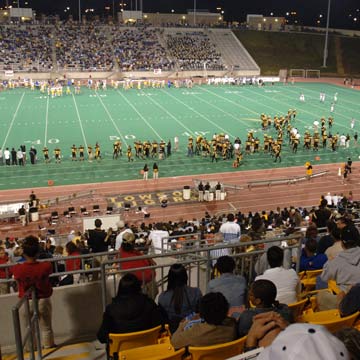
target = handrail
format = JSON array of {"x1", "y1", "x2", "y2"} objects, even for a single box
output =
[
  {"x1": 12, "y1": 287, "x2": 42, "y2": 360},
  {"x1": 247, "y1": 171, "x2": 329, "y2": 189}
]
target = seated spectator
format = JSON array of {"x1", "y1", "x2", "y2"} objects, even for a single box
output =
[
  {"x1": 325, "y1": 227, "x2": 343, "y2": 260},
  {"x1": 238, "y1": 279, "x2": 293, "y2": 337},
  {"x1": 338, "y1": 283, "x2": 360, "y2": 317},
  {"x1": 97, "y1": 273, "x2": 163, "y2": 344},
  {"x1": 318, "y1": 224, "x2": 360, "y2": 310},
  {"x1": 299, "y1": 239, "x2": 327, "y2": 272},
  {"x1": 255, "y1": 246, "x2": 300, "y2": 304},
  {"x1": 317, "y1": 220, "x2": 337, "y2": 254},
  {"x1": 119, "y1": 232, "x2": 157, "y2": 299},
  {"x1": 158, "y1": 263, "x2": 202, "y2": 333},
  {"x1": 206, "y1": 256, "x2": 246, "y2": 316},
  {"x1": 171, "y1": 292, "x2": 237, "y2": 349},
  {"x1": 257, "y1": 323, "x2": 349, "y2": 360}
]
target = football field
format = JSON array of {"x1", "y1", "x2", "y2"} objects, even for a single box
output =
[{"x1": 0, "y1": 82, "x2": 359, "y2": 190}]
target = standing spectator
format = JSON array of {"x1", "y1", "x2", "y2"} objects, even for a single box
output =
[
  {"x1": 17, "y1": 148, "x2": 24, "y2": 166},
  {"x1": 198, "y1": 181, "x2": 204, "y2": 202},
  {"x1": 313, "y1": 199, "x2": 332, "y2": 228},
  {"x1": 29, "y1": 146, "x2": 37, "y2": 164},
  {"x1": 153, "y1": 163, "x2": 159, "y2": 179},
  {"x1": 158, "y1": 263, "x2": 202, "y2": 333},
  {"x1": 18, "y1": 205, "x2": 26, "y2": 226},
  {"x1": 114, "y1": 221, "x2": 133, "y2": 250},
  {"x1": 12, "y1": 236, "x2": 55, "y2": 348},
  {"x1": 167, "y1": 140, "x2": 172, "y2": 157},
  {"x1": 119, "y1": 232, "x2": 158, "y2": 299},
  {"x1": 143, "y1": 164, "x2": 149, "y2": 180},
  {"x1": 11, "y1": 147, "x2": 17, "y2": 165},
  {"x1": 0, "y1": 147, "x2": 3, "y2": 165},
  {"x1": 4, "y1": 147, "x2": 10, "y2": 166},
  {"x1": 174, "y1": 136, "x2": 179, "y2": 151},
  {"x1": 87, "y1": 219, "x2": 111, "y2": 254},
  {"x1": 219, "y1": 213, "x2": 241, "y2": 245}
]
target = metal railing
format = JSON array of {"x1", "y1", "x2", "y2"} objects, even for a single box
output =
[{"x1": 12, "y1": 287, "x2": 42, "y2": 360}]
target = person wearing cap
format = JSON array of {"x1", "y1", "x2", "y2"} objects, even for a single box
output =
[
  {"x1": 114, "y1": 220, "x2": 133, "y2": 250},
  {"x1": 119, "y1": 232, "x2": 157, "y2": 299},
  {"x1": 255, "y1": 322, "x2": 349, "y2": 360}
]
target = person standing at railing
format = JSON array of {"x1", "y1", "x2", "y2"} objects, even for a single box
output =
[{"x1": 12, "y1": 236, "x2": 55, "y2": 349}]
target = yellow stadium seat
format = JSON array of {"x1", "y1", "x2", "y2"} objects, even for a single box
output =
[
  {"x1": 108, "y1": 325, "x2": 166, "y2": 359},
  {"x1": 188, "y1": 336, "x2": 247, "y2": 360},
  {"x1": 327, "y1": 279, "x2": 341, "y2": 295},
  {"x1": 301, "y1": 309, "x2": 359, "y2": 333},
  {"x1": 287, "y1": 298, "x2": 308, "y2": 320},
  {"x1": 117, "y1": 343, "x2": 186, "y2": 360},
  {"x1": 299, "y1": 269, "x2": 322, "y2": 292}
]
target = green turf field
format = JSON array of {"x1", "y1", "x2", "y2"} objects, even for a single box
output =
[{"x1": 0, "y1": 82, "x2": 359, "y2": 190}]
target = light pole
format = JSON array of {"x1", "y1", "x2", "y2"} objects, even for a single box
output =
[
  {"x1": 322, "y1": 0, "x2": 331, "y2": 67},
  {"x1": 78, "y1": 0, "x2": 81, "y2": 23},
  {"x1": 193, "y1": 0, "x2": 196, "y2": 26}
]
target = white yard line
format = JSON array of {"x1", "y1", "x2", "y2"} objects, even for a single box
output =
[
  {"x1": 2, "y1": 92, "x2": 25, "y2": 150},
  {"x1": 71, "y1": 94, "x2": 88, "y2": 149},
  {"x1": 95, "y1": 91, "x2": 128, "y2": 147},
  {"x1": 117, "y1": 90, "x2": 163, "y2": 139},
  {"x1": 162, "y1": 89, "x2": 235, "y2": 138},
  {"x1": 44, "y1": 95, "x2": 49, "y2": 146}
]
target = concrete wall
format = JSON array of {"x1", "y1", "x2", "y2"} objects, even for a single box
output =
[{"x1": 0, "y1": 281, "x2": 109, "y2": 353}]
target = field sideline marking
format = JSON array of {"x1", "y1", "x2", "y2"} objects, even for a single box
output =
[
  {"x1": 71, "y1": 94, "x2": 88, "y2": 149},
  {"x1": 95, "y1": 91, "x2": 128, "y2": 147},
  {"x1": 141, "y1": 90, "x2": 195, "y2": 137},
  {"x1": 116, "y1": 90, "x2": 163, "y2": 139},
  {"x1": 2, "y1": 92, "x2": 25, "y2": 150},
  {"x1": 161, "y1": 89, "x2": 235, "y2": 138}
]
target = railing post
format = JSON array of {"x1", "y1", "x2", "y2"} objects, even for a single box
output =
[
  {"x1": 32, "y1": 290, "x2": 43, "y2": 360},
  {"x1": 12, "y1": 304, "x2": 24, "y2": 360},
  {"x1": 101, "y1": 262, "x2": 107, "y2": 312}
]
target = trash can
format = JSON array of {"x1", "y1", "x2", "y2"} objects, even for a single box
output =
[
  {"x1": 183, "y1": 186, "x2": 191, "y2": 200},
  {"x1": 30, "y1": 211, "x2": 39, "y2": 222}
]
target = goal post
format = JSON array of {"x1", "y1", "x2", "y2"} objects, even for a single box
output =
[
  {"x1": 289, "y1": 69, "x2": 305, "y2": 78},
  {"x1": 306, "y1": 69, "x2": 321, "y2": 78}
]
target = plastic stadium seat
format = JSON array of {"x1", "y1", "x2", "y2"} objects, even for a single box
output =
[
  {"x1": 301, "y1": 309, "x2": 359, "y2": 333},
  {"x1": 299, "y1": 269, "x2": 323, "y2": 292},
  {"x1": 68, "y1": 206, "x2": 76, "y2": 215},
  {"x1": 108, "y1": 325, "x2": 165, "y2": 359},
  {"x1": 117, "y1": 343, "x2": 185, "y2": 360},
  {"x1": 188, "y1": 336, "x2": 247, "y2": 360},
  {"x1": 92, "y1": 205, "x2": 100, "y2": 213},
  {"x1": 287, "y1": 298, "x2": 308, "y2": 320},
  {"x1": 106, "y1": 206, "x2": 113, "y2": 214}
]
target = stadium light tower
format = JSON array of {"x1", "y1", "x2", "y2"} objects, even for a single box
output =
[
  {"x1": 322, "y1": 0, "x2": 331, "y2": 67},
  {"x1": 194, "y1": 0, "x2": 196, "y2": 26},
  {"x1": 78, "y1": 0, "x2": 81, "y2": 23}
]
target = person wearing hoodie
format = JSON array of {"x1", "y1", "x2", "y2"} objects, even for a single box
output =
[
  {"x1": 318, "y1": 224, "x2": 360, "y2": 310},
  {"x1": 97, "y1": 273, "x2": 163, "y2": 345}
]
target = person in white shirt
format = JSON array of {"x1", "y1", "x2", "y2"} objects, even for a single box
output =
[
  {"x1": 4, "y1": 147, "x2": 10, "y2": 166},
  {"x1": 148, "y1": 224, "x2": 170, "y2": 254},
  {"x1": 114, "y1": 221, "x2": 133, "y2": 250},
  {"x1": 324, "y1": 192, "x2": 332, "y2": 207},
  {"x1": 174, "y1": 136, "x2": 179, "y2": 152},
  {"x1": 255, "y1": 246, "x2": 300, "y2": 304},
  {"x1": 332, "y1": 194, "x2": 339, "y2": 207}
]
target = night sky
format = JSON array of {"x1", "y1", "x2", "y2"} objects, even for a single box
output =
[{"x1": 1, "y1": 0, "x2": 360, "y2": 29}]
